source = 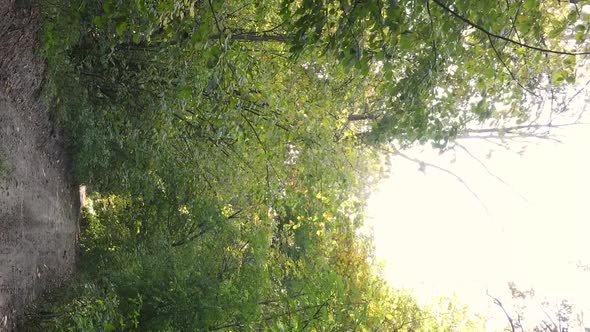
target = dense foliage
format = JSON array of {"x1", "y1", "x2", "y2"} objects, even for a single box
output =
[{"x1": 32, "y1": 0, "x2": 588, "y2": 330}]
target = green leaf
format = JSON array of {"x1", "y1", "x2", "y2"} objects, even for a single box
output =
[
  {"x1": 116, "y1": 22, "x2": 128, "y2": 37},
  {"x1": 398, "y1": 35, "x2": 412, "y2": 50},
  {"x1": 484, "y1": 66, "x2": 495, "y2": 79},
  {"x1": 103, "y1": 0, "x2": 113, "y2": 14},
  {"x1": 103, "y1": 322, "x2": 116, "y2": 331},
  {"x1": 93, "y1": 16, "x2": 106, "y2": 28}
]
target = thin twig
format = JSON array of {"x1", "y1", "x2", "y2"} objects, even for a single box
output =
[
  {"x1": 208, "y1": 0, "x2": 223, "y2": 34},
  {"x1": 426, "y1": 0, "x2": 438, "y2": 70},
  {"x1": 487, "y1": 291, "x2": 516, "y2": 332},
  {"x1": 487, "y1": 35, "x2": 539, "y2": 96},
  {"x1": 454, "y1": 143, "x2": 528, "y2": 202},
  {"x1": 394, "y1": 150, "x2": 491, "y2": 216},
  {"x1": 464, "y1": 121, "x2": 587, "y2": 134}
]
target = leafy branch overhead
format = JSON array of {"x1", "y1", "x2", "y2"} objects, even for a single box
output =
[{"x1": 280, "y1": 0, "x2": 588, "y2": 145}]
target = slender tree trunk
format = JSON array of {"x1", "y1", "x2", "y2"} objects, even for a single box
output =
[
  {"x1": 348, "y1": 114, "x2": 376, "y2": 121},
  {"x1": 210, "y1": 32, "x2": 290, "y2": 43}
]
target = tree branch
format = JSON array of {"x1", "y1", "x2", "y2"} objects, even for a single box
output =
[
  {"x1": 430, "y1": 0, "x2": 590, "y2": 56},
  {"x1": 393, "y1": 150, "x2": 491, "y2": 216},
  {"x1": 464, "y1": 121, "x2": 587, "y2": 134},
  {"x1": 208, "y1": 0, "x2": 223, "y2": 34},
  {"x1": 487, "y1": 35, "x2": 539, "y2": 96},
  {"x1": 210, "y1": 31, "x2": 290, "y2": 43},
  {"x1": 426, "y1": 0, "x2": 438, "y2": 70},
  {"x1": 171, "y1": 227, "x2": 209, "y2": 247},
  {"x1": 348, "y1": 113, "x2": 377, "y2": 121},
  {"x1": 487, "y1": 291, "x2": 516, "y2": 332},
  {"x1": 454, "y1": 142, "x2": 528, "y2": 202}
]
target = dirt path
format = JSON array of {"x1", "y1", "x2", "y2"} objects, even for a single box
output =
[{"x1": 0, "y1": 1, "x2": 79, "y2": 330}]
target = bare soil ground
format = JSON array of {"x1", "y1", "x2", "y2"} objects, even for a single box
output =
[{"x1": 0, "y1": 1, "x2": 79, "y2": 330}]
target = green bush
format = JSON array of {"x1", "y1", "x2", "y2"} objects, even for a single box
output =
[{"x1": 28, "y1": 283, "x2": 141, "y2": 332}]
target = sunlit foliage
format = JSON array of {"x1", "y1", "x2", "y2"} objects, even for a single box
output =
[{"x1": 30, "y1": 0, "x2": 588, "y2": 330}]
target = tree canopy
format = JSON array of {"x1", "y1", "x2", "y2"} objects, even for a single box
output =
[{"x1": 32, "y1": 0, "x2": 589, "y2": 330}]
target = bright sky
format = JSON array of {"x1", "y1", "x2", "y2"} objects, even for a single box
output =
[{"x1": 366, "y1": 79, "x2": 590, "y2": 328}]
